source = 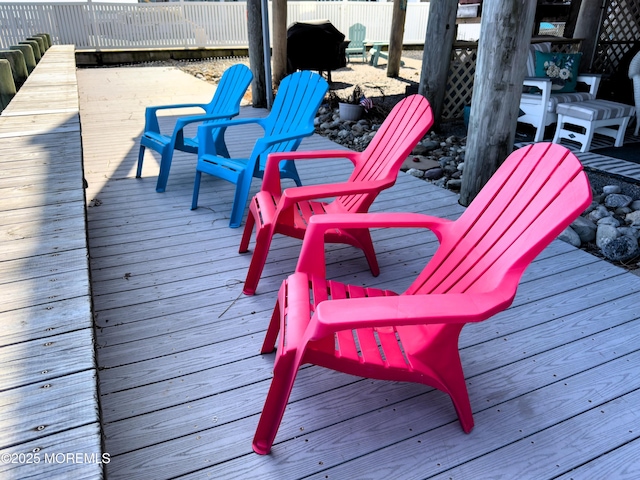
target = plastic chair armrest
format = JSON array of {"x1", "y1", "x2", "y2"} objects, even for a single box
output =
[
  {"x1": 266, "y1": 149, "x2": 360, "y2": 164},
  {"x1": 522, "y1": 77, "x2": 552, "y2": 105},
  {"x1": 253, "y1": 129, "x2": 315, "y2": 151},
  {"x1": 309, "y1": 290, "x2": 513, "y2": 340},
  {"x1": 173, "y1": 111, "x2": 238, "y2": 134},
  {"x1": 523, "y1": 77, "x2": 552, "y2": 93},
  {"x1": 277, "y1": 180, "x2": 390, "y2": 211},
  {"x1": 197, "y1": 117, "x2": 265, "y2": 139},
  {"x1": 262, "y1": 149, "x2": 361, "y2": 194},
  {"x1": 144, "y1": 104, "x2": 208, "y2": 134},
  {"x1": 296, "y1": 212, "x2": 453, "y2": 276},
  {"x1": 146, "y1": 103, "x2": 209, "y2": 113},
  {"x1": 523, "y1": 77, "x2": 551, "y2": 87},
  {"x1": 307, "y1": 212, "x2": 452, "y2": 236}
]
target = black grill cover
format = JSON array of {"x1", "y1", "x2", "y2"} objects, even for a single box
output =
[{"x1": 287, "y1": 20, "x2": 347, "y2": 74}]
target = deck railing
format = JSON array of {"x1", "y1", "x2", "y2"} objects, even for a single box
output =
[{"x1": 0, "y1": 1, "x2": 433, "y2": 50}]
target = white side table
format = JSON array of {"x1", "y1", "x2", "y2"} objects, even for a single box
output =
[{"x1": 553, "y1": 99, "x2": 634, "y2": 152}]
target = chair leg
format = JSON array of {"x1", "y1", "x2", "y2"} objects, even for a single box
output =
[
  {"x1": 261, "y1": 293, "x2": 282, "y2": 354},
  {"x1": 292, "y1": 171, "x2": 303, "y2": 187},
  {"x1": 280, "y1": 160, "x2": 302, "y2": 187},
  {"x1": 533, "y1": 121, "x2": 546, "y2": 143},
  {"x1": 580, "y1": 123, "x2": 596, "y2": 153},
  {"x1": 613, "y1": 117, "x2": 631, "y2": 147},
  {"x1": 430, "y1": 345, "x2": 474, "y2": 433},
  {"x1": 353, "y1": 229, "x2": 379, "y2": 277},
  {"x1": 191, "y1": 171, "x2": 202, "y2": 210},
  {"x1": 410, "y1": 326, "x2": 474, "y2": 433},
  {"x1": 136, "y1": 145, "x2": 146, "y2": 178},
  {"x1": 243, "y1": 222, "x2": 276, "y2": 295},
  {"x1": 552, "y1": 118, "x2": 562, "y2": 145},
  {"x1": 239, "y1": 208, "x2": 256, "y2": 253},
  {"x1": 445, "y1": 367, "x2": 474, "y2": 434},
  {"x1": 156, "y1": 148, "x2": 174, "y2": 193},
  {"x1": 252, "y1": 350, "x2": 301, "y2": 455},
  {"x1": 229, "y1": 174, "x2": 253, "y2": 228}
]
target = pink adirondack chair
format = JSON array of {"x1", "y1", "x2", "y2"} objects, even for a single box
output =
[
  {"x1": 252, "y1": 142, "x2": 592, "y2": 455},
  {"x1": 239, "y1": 94, "x2": 434, "y2": 295}
]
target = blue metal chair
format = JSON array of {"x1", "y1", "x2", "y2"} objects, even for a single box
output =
[
  {"x1": 192, "y1": 70, "x2": 329, "y2": 228},
  {"x1": 137, "y1": 64, "x2": 253, "y2": 193}
]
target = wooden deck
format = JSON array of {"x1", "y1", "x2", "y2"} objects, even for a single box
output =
[
  {"x1": 0, "y1": 46, "x2": 102, "y2": 479},
  {"x1": 75, "y1": 66, "x2": 640, "y2": 479}
]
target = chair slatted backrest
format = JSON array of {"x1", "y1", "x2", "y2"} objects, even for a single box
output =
[
  {"x1": 407, "y1": 143, "x2": 592, "y2": 296},
  {"x1": 203, "y1": 64, "x2": 253, "y2": 117},
  {"x1": 254, "y1": 71, "x2": 329, "y2": 166},
  {"x1": 334, "y1": 95, "x2": 434, "y2": 212},
  {"x1": 348, "y1": 23, "x2": 366, "y2": 48}
]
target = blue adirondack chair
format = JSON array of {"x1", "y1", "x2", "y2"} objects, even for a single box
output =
[
  {"x1": 137, "y1": 64, "x2": 253, "y2": 193},
  {"x1": 345, "y1": 23, "x2": 367, "y2": 63},
  {"x1": 191, "y1": 70, "x2": 329, "y2": 228}
]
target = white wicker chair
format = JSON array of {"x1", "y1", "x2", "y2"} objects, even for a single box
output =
[
  {"x1": 628, "y1": 50, "x2": 640, "y2": 136},
  {"x1": 519, "y1": 42, "x2": 601, "y2": 142}
]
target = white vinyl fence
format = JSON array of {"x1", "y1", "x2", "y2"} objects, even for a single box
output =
[{"x1": 0, "y1": 1, "x2": 431, "y2": 50}]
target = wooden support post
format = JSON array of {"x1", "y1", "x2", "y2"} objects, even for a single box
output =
[
  {"x1": 0, "y1": 50, "x2": 28, "y2": 90},
  {"x1": 10, "y1": 44, "x2": 36, "y2": 74},
  {"x1": 36, "y1": 33, "x2": 53, "y2": 49},
  {"x1": 272, "y1": 0, "x2": 287, "y2": 86},
  {"x1": 460, "y1": 0, "x2": 537, "y2": 206},
  {"x1": 247, "y1": 0, "x2": 267, "y2": 108},
  {"x1": 26, "y1": 37, "x2": 46, "y2": 55},
  {"x1": 418, "y1": 0, "x2": 458, "y2": 128},
  {"x1": 386, "y1": 0, "x2": 407, "y2": 78},
  {"x1": 0, "y1": 59, "x2": 16, "y2": 111},
  {"x1": 34, "y1": 33, "x2": 50, "y2": 51},
  {"x1": 19, "y1": 40, "x2": 41, "y2": 62},
  {"x1": 574, "y1": 0, "x2": 605, "y2": 71},
  {"x1": 562, "y1": 0, "x2": 584, "y2": 38}
]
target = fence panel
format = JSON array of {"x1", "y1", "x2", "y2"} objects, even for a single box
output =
[
  {"x1": 0, "y1": 1, "x2": 431, "y2": 50},
  {"x1": 0, "y1": 3, "x2": 57, "y2": 47},
  {"x1": 183, "y1": 3, "x2": 247, "y2": 47},
  {"x1": 285, "y1": 2, "x2": 428, "y2": 44},
  {"x1": 339, "y1": 3, "x2": 394, "y2": 42}
]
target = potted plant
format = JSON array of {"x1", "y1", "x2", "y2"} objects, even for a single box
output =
[{"x1": 338, "y1": 85, "x2": 366, "y2": 121}]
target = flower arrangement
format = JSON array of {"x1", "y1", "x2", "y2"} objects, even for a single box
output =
[{"x1": 541, "y1": 53, "x2": 577, "y2": 90}]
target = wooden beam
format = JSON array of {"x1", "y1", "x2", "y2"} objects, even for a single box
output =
[
  {"x1": 574, "y1": 0, "x2": 605, "y2": 71},
  {"x1": 387, "y1": 0, "x2": 408, "y2": 78},
  {"x1": 418, "y1": 0, "x2": 458, "y2": 128},
  {"x1": 563, "y1": 0, "x2": 583, "y2": 38},
  {"x1": 247, "y1": 0, "x2": 266, "y2": 108},
  {"x1": 460, "y1": 0, "x2": 537, "y2": 206},
  {"x1": 272, "y1": 0, "x2": 287, "y2": 86}
]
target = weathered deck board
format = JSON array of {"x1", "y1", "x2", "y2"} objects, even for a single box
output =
[
  {"x1": 0, "y1": 46, "x2": 102, "y2": 479},
  {"x1": 554, "y1": 438, "x2": 640, "y2": 479},
  {"x1": 77, "y1": 66, "x2": 640, "y2": 479},
  {"x1": 0, "y1": 370, "x2": 99, "y2": 448},
  {"x1": 0, "y1": 424, "x2": 103, "y2": 480}
]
